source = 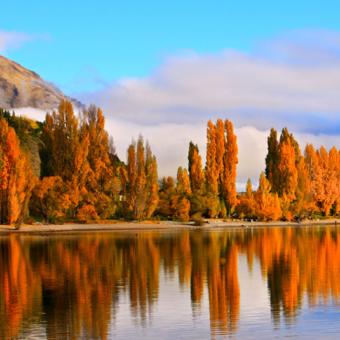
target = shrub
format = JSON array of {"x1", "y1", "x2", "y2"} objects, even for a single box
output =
[
  {"x1": 76, "y1": 204, "x2": 99, "y2": 223},
  {"x1": 192, "y1": 213, "x2": 205, "y2": 226}
]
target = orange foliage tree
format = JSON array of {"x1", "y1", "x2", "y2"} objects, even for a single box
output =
[
  {"x1": 80, "y1": 106, "x2": 121, "y2": 218},
  {"x1": 156, "y1": 176, "x2": 176, "y2": 218},
  {"x1": 222, "y1": 120, "x2": 238, "y2": 216},
  {"x1": 236, "y1": 178, "x2": 256, "y2": 219},
  {"x1": 30, "y1": 176, "x2": 70, "y2": 222},
  {"x1": 0, "y1": 118, "x2": 35, "y2": 225},
  {"x1": 174, "y1": 167, "x2": 191, "y2": 222},
  {"x1": 265, "y1": 128, "x2": 279, "y2": 192},
  {"x1": 188, "y1": 142, "x2": 204, "y2": 193},
  {"x1": 0, "y1": 100, "x2": 338, "y2": 224},
  {"x1": 125, "y1": 136, "x2": 159, "y2": 220},
  {"x1": 39, "y1": 100, "x2": 90, "y2": 219},
  {"x1": 206, "y1": 120, "x2": 218, "y2": 195},
  {"x1": 254, "y1": 173, "x2": 282, "y2": 221},
  {"x1": 277, "y1": 129, "x2": 299, "y2": 201}
]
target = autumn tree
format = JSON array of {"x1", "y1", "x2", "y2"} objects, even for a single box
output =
[
  {"x1": 81, "y1": 106, "x2": 120, "y2": 218},
  {"x1": 187, "y1": 141, "x2": 209, "y2": 218},
  {"x1": 157, "y1": 176, "x2": 176, "y2": 218},
  {"x1": 254, "y1": 173, "x2": 282, "y2": 221},
  {"x1": 222, "y1": 120, "x2": 238, "y2": 216},
  {"x1": 206, "y1": 121, "x2": 218, "y2": 195},
  {"x1": 173, "y1": 167, "x2": 191, "y2": 222},
  {"x1": 188, "y1": 142, "x2": 204, "y2": 193},
  {"x1": 0, "y1": 118, "x2": 35, "y2": 224},
  {"x1": 30, "y1": 176, "x2": 70, "y2": 222},
  {"x1": 125, "y1": 136, "x2": 158, "y2": 220},
  {"x1": 145, "y1": 142, "x2": 159, "y2": 218},
  {"x1": 135, "y1": 136, "x2": 146, "y2": 219},
  {"x1": 277, "y1": 129, "x2": 299, "y2": 201},
  {"x1": 236, "y1": 178, "x2": 256, "y2": 219},
  {"x1": 176, "y1": 167, "x2": 191, "y2": 196},
  {"x1": 39, "y1": 100, "x2": 90, "y2": 218},
  {"x1": 265, "y1": 128, "x2": 279, "y2": 192},
  {"x1": 317, "y1": 146, "x2": 338, "y2": 215},
  {"x1": 293, "y1": 157, "x2": 314, "y2": 219},
  {"x1": 126, "y1": 142, "x2": 137, "y2": 215},
  {"x1": 41, "y1": 100, "x2": 84, "y2": 180},
  {"x1": 205, "y1": 121, "x2": 222, "y2": 218},
  {"x1": 215, "y1": 119, "x2": 225, "y2": 189},
  {"x1": 304, "y1": 144, "x2": 340, "y2": 216},
  {"x1": 189, "y1": 119, "x2": 239, "y2": 219},
  {"x1": 175, "y1": 197, "x2": 191, "y2": 222}
]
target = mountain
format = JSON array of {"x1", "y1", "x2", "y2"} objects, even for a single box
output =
[{"x1": 0, "y1": 55, "x2": 81, "y2": 110}]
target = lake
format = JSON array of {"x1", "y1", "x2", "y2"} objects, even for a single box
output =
[{"x1": 1, "y1": 226, "x2": 340, "y2": 339}]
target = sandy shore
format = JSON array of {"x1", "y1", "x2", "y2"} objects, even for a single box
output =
[{"x1": 0, "y1": 219, "x2": 339, "y2": 234}]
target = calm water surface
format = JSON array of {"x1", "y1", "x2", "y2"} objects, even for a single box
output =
[{"x1": 1, "y1": 226, "x2": 340, "y2": 339}]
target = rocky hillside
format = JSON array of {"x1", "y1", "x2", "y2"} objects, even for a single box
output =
[{"x1": 0, "y1": 55, "x2": 81, "y2": 110}]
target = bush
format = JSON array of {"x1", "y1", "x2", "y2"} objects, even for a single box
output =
[
  {"x1": 191, "y1": 213, "x2": 205, "y2": 226},
  {"x1": 76, "y1": 204, "x2": 99, "y2": 223}
]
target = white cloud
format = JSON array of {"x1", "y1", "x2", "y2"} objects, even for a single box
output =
[
  {"x1": 13, "y1": 30, "x2": 340, "y2": 191},
  {"x1": 13, "y1": 107, "x2": 47, "y2": 122},
  {"x1": 81, "y1": 32, "x2": 340, "y2": 135},
  {"x1": 14, "y1": 106, "x2": 340, "y2": 193},
  {"x1": 0, "y1": 31, "x2": 33, "y2": 53},
  {"x1": 105, "y1": 117, "x2": 340, "y2": 191},
  {"x1": 75, "y1": 31, "x2": 340, "y2": 188}
]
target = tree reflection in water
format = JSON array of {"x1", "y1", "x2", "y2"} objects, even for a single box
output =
[{"x1": 1, "y1": 227, "x2": 340, "y2": 339}]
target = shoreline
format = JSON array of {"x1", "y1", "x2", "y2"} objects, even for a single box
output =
[{"x1": 0, "y1": 218, "x2": 339, "y2": 235}]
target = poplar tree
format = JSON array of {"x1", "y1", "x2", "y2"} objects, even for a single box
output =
[
  {"x1": 236, "y1": 178, "x2": 256, "y2": 219},
  {"x1": 126, "y1": 136, "x2": 158, "y2": 220},
  {"x1": 265, "y1": 128, "x2": 279, "y2": 192},
  {"x1": 255, "y1": 173, "x2": 281, "y2": 221},
  {"x1": 174, "y1": 167, "x2": 191, "y2": 222},
  {"x1": 81, "y1": 106, "x2": 120, "y2": 217},
  {"x1": 126, "y1": 142, "x2": 136, "y2": 216},
  {"x1": 176, "y1": 167, "x2": 191, "y2": 195},
  {"x1": 145, "y1": 142, "x2": 159, "y2": 218},
  {"x1": 188, "y1": 142, "x2": 204, "y2": 193},
  {"x1": 277, "y1": 128, "x2": 298, "y2": 200},
  {"x1": 222, "y1": 120, "x2": 238, "y2": 216},
  {"x1": 206, "y1": 120, "x2": 218, "y2": 195},
  {"x1": 0, "y1": 119, "x2": 34, "y2": 224},
  {"x1": 215, "y1": 119, "x2": 225, "y2": 188}
]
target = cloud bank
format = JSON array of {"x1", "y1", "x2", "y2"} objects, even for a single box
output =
[
  {"x1": 18, "y1": 30, "x2": 340, "y2": 190},
  {"x1": 81, "y1": 31, "x2": 340, "y2": 134}
]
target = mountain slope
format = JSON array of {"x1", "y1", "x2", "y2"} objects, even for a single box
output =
[{"x1": 0, "y1": 55, "x2": 81, "y2": 110}]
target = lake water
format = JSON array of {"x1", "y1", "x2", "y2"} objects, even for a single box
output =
[{"x1": 1, "y1": 226, "x2": 340, "y2": 339}]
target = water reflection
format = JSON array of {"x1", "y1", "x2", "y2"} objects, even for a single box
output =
[{"x1": 1, "y1": 227, "x2": 340, "y2": 339}]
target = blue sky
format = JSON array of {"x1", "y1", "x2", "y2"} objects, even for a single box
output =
[
  {"x1": 2, "y1": 0, "x2": 340, "y2": 93},
  {"x1": 1, "y1": 1, "x2": 340, "y2": 183}
]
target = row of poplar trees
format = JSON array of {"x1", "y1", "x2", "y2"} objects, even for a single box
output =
[
  {"x1": 237, "y1": 128, "x2": 340, "y2": 221},
  {"x1": 157, "y1": 119, "x2": 239, "y2": 221},
  {"x1": 157, "y1": 121, "x2": 340, "y2": 222},
  {"x1": 0, "y1": 100, "x2": 339, "y2": 225}
]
